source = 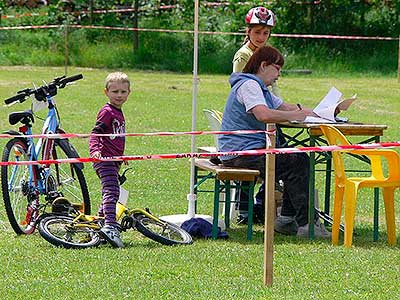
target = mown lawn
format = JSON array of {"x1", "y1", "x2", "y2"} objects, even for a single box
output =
[{"x1": 0, "y1": 66, "x2": 399, "y2": 300}]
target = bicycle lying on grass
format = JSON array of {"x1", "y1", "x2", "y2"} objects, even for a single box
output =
[
  {"x1": 38, "y1": 169, "x2": 193, "y2": 248},
  {"x1": 1, "y1": 74, "x2": 90, "y2": 235}
]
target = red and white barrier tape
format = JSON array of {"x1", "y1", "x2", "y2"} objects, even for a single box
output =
[
  {"x1": 272, "y1": 33, "x2": 398, "y2": 41},
  {"x1": 0, "y1": 1, "x2": 322, "y2": 20},
  {"x1": 1, "y1": 141, "x2": 399, "y2": 166},
  {"x1": 0, "y1": 129, "x2": 275, "y2": 140},
  {"x1": 0, "y1": 24, "x2": 397, "y2": 41},
  {"x1": 0, "y1": 25, "x2": 59, "y2": 30},
  {"x1": 0, "y1": 5, "x2": 177, "y2": 20},
  {"x1": 1, "y1": 11, "x2": 48, "y2": 19}
]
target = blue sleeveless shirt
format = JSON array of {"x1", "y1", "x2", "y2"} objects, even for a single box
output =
[{"x1": 218, "y1": 73, "x2": 280, "y2": 161}]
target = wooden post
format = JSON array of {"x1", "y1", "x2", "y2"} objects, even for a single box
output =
[
  {"x1": 398, "y1": 35, "x2": 400, "y2": 82},
  {"x1": 132, "y1": 0, "x2": 139, "y2": 51},
  {"x1": 264, "y1": 124, "x2": 276, "y2": 286},
  {"x1": 64, "y1": 21, "x2": 69, "y2": 76},
  {"x1": 89, "y1": 0, "x2": 94, "y2": 25}
]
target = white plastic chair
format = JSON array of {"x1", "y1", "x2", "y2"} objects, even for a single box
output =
[
  {"x1": 202, "y1": 109, "x2": 239, "y2": 222},
  {"x1": 203, "y1": 109, "x2": 223, "y2": 151}
]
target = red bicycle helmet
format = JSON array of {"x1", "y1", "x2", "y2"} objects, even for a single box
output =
[{"x1": 245, "y1": 7, "x2": 276, "y2": 27}]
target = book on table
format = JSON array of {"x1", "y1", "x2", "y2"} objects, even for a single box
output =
[{"x1": 302, "y1": 87, "x2": 357, "y2": 123}]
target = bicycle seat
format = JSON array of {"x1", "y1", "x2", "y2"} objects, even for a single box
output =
[{"x1": 9, "y1": 110, "x2": 34, "y2": 126}]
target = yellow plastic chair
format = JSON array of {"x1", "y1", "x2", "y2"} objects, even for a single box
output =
[{"x1": 320, "y1": 125, "x2": 400, "y2": 248}]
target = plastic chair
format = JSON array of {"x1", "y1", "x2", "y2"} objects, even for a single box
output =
[
  {"x1": 202, "y1": 109, "x2": 239, "y2": 221},
  {"x1": 203, "y1": 109, "x2": 223, "y2": 150},
  {"x1": 320, "y1": 125, "x2": 400, "y2": 248}
]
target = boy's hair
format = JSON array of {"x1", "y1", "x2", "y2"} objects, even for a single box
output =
[
  {"x1": 243, "y1": 45, "x2": 284, "y2": 74},
  {"x1": 105, "y1": 72, "x2": 130, "y2": 90}
]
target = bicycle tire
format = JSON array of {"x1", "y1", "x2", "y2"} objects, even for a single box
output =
[
  {"x1": 49, "y1": 139, "x2": 91, "y2": 214},
  {"x1": 1, "y1": 138, "x2": 39, "y2": 234},
  {"x1": 134, "y1": 213, "x2": 193, "y2": 245},
  {"x1": 38, "y1": 214, "x2": 102, "y2": 249}
]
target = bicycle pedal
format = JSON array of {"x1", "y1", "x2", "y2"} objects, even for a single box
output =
[{"x1": 121, "y1": 215, "x2": 134, "y2": 230}]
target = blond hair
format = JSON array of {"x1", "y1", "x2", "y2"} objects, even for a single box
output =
[{"x1": 105, "y1": 72, "x2": 130, "y2": 90}]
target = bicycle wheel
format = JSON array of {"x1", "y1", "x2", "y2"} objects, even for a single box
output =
[
  {"x1": 134, "y1": 213, "x2": 193, "y2": 245},
  {"x1": 48, "y1": 139, "x2": 91, "y2": 214},
  {"x1": 38, "y1": 214, "x2": 101, "y2": 249},
  {"x1": 1, "y1": 138, "x2": 39, "y2": 234}
]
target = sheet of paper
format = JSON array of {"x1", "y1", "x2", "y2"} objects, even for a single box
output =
[
  {"x1": 312, "y1": 87, "x2": 342, "y2": 122},
  {"x1": 303, "y1": 116, "x2": 335, "y2": 123},
  {"x1": 302, "y1": 87, "x2": 357, "y2": 124}
]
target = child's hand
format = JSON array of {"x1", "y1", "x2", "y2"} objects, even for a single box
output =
[{"x1": 91, "y1": 151, "x2": 102, "y2": 159}]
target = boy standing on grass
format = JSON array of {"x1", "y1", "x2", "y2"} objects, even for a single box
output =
[{"x1": 89, "y1": 72, "x2": 131, "y2": 248}]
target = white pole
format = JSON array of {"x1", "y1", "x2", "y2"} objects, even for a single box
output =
[
  {"x1": 187, "y1": 0, "x2": 200, "y2": 217},
  {"x1": 160, "y1": 0, "x2": 214, "y2": 226}
]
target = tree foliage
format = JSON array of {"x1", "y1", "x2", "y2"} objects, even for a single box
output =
[{"x1": 0, "y1": 1, "x2": 398, "y2": 73}]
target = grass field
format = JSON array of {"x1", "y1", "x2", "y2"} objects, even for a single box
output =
[{"x1": 0, "y1": 66, "x2": 399, "y2": 299}]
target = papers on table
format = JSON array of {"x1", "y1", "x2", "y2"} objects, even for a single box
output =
[{"x1": 303, "y1": 87, "x2": 357, "y2": 123}]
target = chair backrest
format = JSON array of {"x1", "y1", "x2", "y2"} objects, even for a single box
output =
[
  {"x1": 203, "y1": 109, "x2": 223, "y2": 149},
  {"x1": 320, "y1": 125, "x2": 351, "y2": 184}
]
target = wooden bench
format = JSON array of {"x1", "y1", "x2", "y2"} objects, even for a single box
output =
[{"x1": 194, "y1": 158, "x2": 260, "y2": 240}]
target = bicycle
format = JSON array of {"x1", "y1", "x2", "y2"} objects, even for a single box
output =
[
  {"x1": 38, "y1": 169, "x2": 193, "y2": 248},
  {"x1": 1, "y1": 74, "x2": 90, "y2": 235}
]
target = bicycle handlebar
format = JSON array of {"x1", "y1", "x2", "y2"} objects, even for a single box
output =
[
  {"x1": 4, "y1": 74, "x2": 84, "y2": 105},
  {"x1": 4, "y1": 93, "x2": 26, "y2": 105}
]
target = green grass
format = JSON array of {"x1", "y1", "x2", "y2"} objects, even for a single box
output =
[{"x1": 0, "y1": 66, "x2": 400, "y2": 299}]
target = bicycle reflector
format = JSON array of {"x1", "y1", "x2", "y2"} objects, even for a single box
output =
[{"x1": 13, "y1": 146, "x2": 23, "y2": 157}]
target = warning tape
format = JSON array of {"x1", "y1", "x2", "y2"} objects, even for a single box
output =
[
  {"x1": 0, "y1": 129, "x2": 275, "y2": 140},
  {"x1": 0, "y1": 5, "x2": 177, "y2": 20},
  {"x1": 0, "y1": 25, "x2": 59, "y2": 30},
  {"x1": 0, "y1": 1, "x2": 322, "y2": 20},
  {"x1": 1, "y1": 11, "x2": 48, "y2": 19},
  {"x1": 0, "y1": 24, "x2": 398, "y2": 41},
  {"x1": 272, "y1": 33, "x2": 398, "y2": 41},
  {"x1": 1, "y1": 141, "x2": 399, "y2": 166}
]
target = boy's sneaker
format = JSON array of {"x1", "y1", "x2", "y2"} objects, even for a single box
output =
[
  {"x1": 99, "y1": 224, "x2": 124, "y2": 248},
  {"x1": 274, "y1": 215, "x2": 298, "y2": 236},
  {"x1": 297, "y1": 220, "x2": 331, "y2": 239}
]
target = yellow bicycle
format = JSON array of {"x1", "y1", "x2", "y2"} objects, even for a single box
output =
[
  {"x1": 38, "y1": 201, "x2": 193, "y2": 248},
  {"x1": 38, "y1": 170, "x2": 193, "y2": 248}
]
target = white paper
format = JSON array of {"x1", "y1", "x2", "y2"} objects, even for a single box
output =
[{"x1": 303, "y1": 87, "x2": 357, "y2": 123}]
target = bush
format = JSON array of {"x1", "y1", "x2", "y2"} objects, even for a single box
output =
[{"x1": 0, "y1": 1, "x2": 398, "y2": 74}]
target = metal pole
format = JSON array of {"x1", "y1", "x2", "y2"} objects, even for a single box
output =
[{"x1": 187, "y1": 0, "x2": 199, "y2": 217}]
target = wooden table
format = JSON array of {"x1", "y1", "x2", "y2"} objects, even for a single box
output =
[{"x1": 278, "y1": 122, "x2": 388, "y2": 239}]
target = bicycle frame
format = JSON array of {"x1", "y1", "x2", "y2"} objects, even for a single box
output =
[
  {"x1": 11, "y1": 94, "x2": 59, "y2": 198},
  {"x1": 68, "y1": 205, "x2": 169, "y2": 230}
]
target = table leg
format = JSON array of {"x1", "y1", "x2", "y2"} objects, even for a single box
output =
[
  {"x1": 194, "y1": 166, "x2": 198, "y2": 214},
  {"x1": 308, "y1": 136, "x2": 316, "y2": 239},
  {"x1": 373, "y1": 187, "x2": 379, "y2": 241},
  {"x1": 324, "y1": 155, "x2": 332, "y2": 226},
  {"x1": 373, "y1": 136, "x2": 380, "y2": 241},
  {"x1": 212, "y1": 179, "x2": 221, "y2": 240},
  {"x1": 247, "y1": 181, "x2": 254, "y2": 240},
  {"x1": 224, "y1": 180, "x2": 231, "y2": 229}
]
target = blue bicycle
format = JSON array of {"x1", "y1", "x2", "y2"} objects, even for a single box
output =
[{"x1": 1, "y1": 74, "x2": 90, "y2": 235}]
